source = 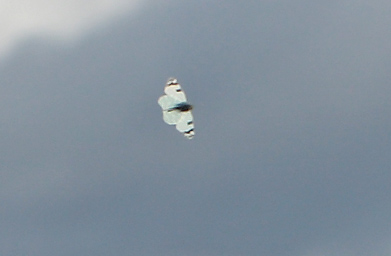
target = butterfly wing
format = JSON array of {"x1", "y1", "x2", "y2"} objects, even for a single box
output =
[
  {"x1": 162, "y1": 110, "x2": 182, "y2": 125},
  {"x1": 158, "y1": 95, "x2": 180, "y2": 111},
  {"x1": 176, "y1": 111, "x2": 195, "y2": 139},
  {"x1": 164, "y1": 77, "x2": 187, "y2": 102},
  {"x1": 158, "y1": 95, "x2": 182, "y2": 124}
]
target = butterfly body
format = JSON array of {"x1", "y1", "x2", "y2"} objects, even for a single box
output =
[{"x1": 171, "y1": 102, "x2": 193, "y2": 112}]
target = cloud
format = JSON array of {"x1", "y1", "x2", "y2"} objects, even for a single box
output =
[{"x1": 0, "y1": 0, "x2": 145, "y2": 59}]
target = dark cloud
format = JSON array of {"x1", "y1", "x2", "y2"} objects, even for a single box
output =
[{"x1": 1, "y1": 0, "x2": 391, "y2": 255}]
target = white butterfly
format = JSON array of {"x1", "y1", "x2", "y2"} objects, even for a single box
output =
[{"x1": 158, "y1": 77, "x2": 195, "y2": 139}]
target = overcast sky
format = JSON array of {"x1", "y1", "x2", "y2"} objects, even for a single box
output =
[{"x1": 1, "y1": 0, "x2": 391, "y2": 255}]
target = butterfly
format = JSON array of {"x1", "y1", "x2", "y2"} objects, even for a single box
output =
[{"x1": 158, "y1": 77, "x2": 195, "y2": 139}]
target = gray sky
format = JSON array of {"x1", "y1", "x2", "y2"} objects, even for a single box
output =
[{"x1": 1, "y1": 0, "x2": 391, "y2": 255}]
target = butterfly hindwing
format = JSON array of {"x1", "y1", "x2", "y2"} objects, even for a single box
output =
[
  {"x1": 162, "y1": 110, "x2": 182, "y2": 125},
  {"x1": 175, "y1": 111, "x2": 195, "y2": 139}
]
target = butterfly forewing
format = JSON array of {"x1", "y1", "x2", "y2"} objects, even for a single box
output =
[
  {"x1": 164, "y1": 79, "x2": 187, "y2": 102},
  {"x1": 158, "y1": 95, "x2": 180, "y2": 111}
]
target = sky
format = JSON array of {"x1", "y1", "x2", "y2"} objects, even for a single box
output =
[{"x1": 1, "y1": 0, "x2": 391, "y2": 255}]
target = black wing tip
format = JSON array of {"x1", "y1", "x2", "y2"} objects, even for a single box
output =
[
  {"x1": 184, "y1": 129, "x2": 195, "y2": 139},
  {"x1": 184, "y1": 128, "x2": 194, "y2": 134},
  {"x1": 167, "y1": 77, "x2": 178, "y2": 85}
]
